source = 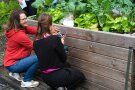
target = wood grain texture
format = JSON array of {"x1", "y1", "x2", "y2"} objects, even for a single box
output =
[{"x1": 28, "y1": 20, "x2": 133, "y2": 90}]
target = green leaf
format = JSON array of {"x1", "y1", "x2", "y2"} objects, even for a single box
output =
[
  {"x1": 103, "y1": 26, "x2": 110, "y2": 32},
  {"x1": 32, "y1": 0, "x2": 44, "y2": 8},
  {"x1": 45, "y1": 0, "x2": 53, "y2": 6}
]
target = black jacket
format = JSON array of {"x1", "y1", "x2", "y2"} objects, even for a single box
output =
[{"x1": 33, "y1": 35, "x2": 67, "y2": 71}]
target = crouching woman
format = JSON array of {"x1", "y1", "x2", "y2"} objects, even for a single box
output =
[{"x1": 33, "y1": 13, "x2": 86, "y2": 90}]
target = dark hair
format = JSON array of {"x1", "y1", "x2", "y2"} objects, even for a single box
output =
[
  {"x1": 37, "y1": 13, "x2": 52, "y2": 39},
  {"x1": 5, "y1": 9, "x2": 26, "y2": 31}
]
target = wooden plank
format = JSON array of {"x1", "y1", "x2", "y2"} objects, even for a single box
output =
[
  {"x1": 0, "y1": 67, "x2": 51, "y2": 90},
  {"x1": 68, "y1": 48, "x2": 127, "y2": 72},
  {"x1": 76, "y1": 67, "x2": 131, "y2": 90},
  {"x1": 27, "y1": 19, "x2": 38, "y2": 26},
  {"x1": 1, "y1": 76, "x2": 29, "y2": 90},
  {"x1": 66, "y1": 37, "x2": 129, "y2": 60},
  {"x1": 80, "y1": 80, "x2": 111, "y2": 90},
  {"x1": 68, "y1": 56, "x2": 126, "y2": 83},
  {"x1": 28, "y1": 20, "x2": 135, "y2": 49},
  {"x1": 0, "y1": 76, "x2": 19, "y2": 90},
  {"x1": 72, "y1": 66, "x2": 131, "y2": 90},
  {"x1": 57, "y1": 25, "x2": 135, "y2": 49}
]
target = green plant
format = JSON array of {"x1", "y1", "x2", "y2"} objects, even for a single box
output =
[
  {"x1": 31, "y1": 0, "x2": 135, "y2": 33},
  {"x1": 57, "y1": 0, "x2": 86, "y2": 18},
  {"x1": 32, "y1": 0, "x2": 64, "y2": 24},
  {"x1": 85, "y1": 0, "x2": 135, "y2": 33},
  {"x1": 32, "y1": 0, "x2": 44, "y2": 9},
  {"x1": 0, "y1": 0, "x2": 20, "y2": 33},
  {"x1": 86, "y1": 0, "x2": 112, "y2": 28},
  {"x1": 103, "y1": 16, "x2": 135, "y2": 33},
  {"x1": 32, "y1": 0, "x2": 53, "y2": 8},
  {"x1": 46, "y1": 7, "x2": 64, "y2": 24},
  {"x1": 75, "y1": 13, "x2": 98, "y2": 29},
  {"x1": 111, "y1": 0, "x2": 134, "y2": 18},
  {"x1": 32, "y1": 0, "x2": 56, "y2": 19}
]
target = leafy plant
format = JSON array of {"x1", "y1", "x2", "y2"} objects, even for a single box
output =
[
  {"x1": 75, "y1": 13, "x2": 98, "y2": 30},
  {"x1": 32, "y1": 0, "x2": 56, "y2": 19},
  {"x1": 28, "y1": 0, "x2": 135, "y2": 33},
  {"x1": 103, "y1": 16, "x2": 135, "y2": 33},
  {"x1": 85, "y1": 0, "x2": 135, "y2": 33},
  {"x1": 46, "y1": 7, "x2": 64, "y2": 24},
  {"x1": 57, "y1": 0, "x2": 86, "y2": 18},
  {"x1": 86, "y1": 0, "x2": 112, "y2": 28},
  {"x1": 32, "y1": 0, "x2": 44, "y2": 9},
  {"x1": 32, "y1": 0, "x2": 53, "y2": 8},
  {"x1": 111, "y1": 0, "x2": 134, "y2": 18},
  {"x1": 0, "y1": 0, "x2": 20, "y2": 33}
]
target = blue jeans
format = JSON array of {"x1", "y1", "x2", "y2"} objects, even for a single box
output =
[{"x1": 6, "y1": 55, "x2": 38, "y2": 81}]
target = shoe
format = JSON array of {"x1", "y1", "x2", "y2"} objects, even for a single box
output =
[
  {"x1": 21, "y1": 80, "x2": 39, "y2": 87},
  {"x1": 31, "y1": 80, "x2": 39, "y2": 85},
  {"x1": 9, "y1": 72, "x2": 23, "y2": 81},
  {"x1": 57, "y1": 87, "x2": 67, "y2": 90}
]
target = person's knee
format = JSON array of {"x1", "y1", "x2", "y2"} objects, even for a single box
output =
[
  {"x1": 32, "y1": 55, "x2": 39, "y2": 66},
  {"x1": 34, "y1": 61, "x2": 39, "y2": 67},
  {"x1": 32, "y1": 55, "x2": 38, "y2": 62},
  {"x1": 6, "y1": 66, "x2": 19, "y2": 73}
]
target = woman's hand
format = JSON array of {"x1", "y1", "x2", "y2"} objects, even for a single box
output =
[
  {"x1": 50, "y1": 25, "x2": 60, "y2": 35},
  {"x1": 61, "y1": 35, "x2": 66, "y2": 44},
  {"x1": 18, "y1": 0, "x2": 23, "y2": 5}
]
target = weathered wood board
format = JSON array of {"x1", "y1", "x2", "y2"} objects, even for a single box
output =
[{"x1": 28, "y1": 20, "x2": 135, "y2": 90}]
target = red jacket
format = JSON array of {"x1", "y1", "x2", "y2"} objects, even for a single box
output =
[{"x1": 4, "y1": 26, "x2": 37, "y2": 67}]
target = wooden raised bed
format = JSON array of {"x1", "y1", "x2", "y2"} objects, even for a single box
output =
[{"x1": 0, "y1": 19, "x2": 135, "y2": 90}]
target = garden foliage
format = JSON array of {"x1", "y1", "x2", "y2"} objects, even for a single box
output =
[
  {"x1": 31, "y1": 0, "x2": 135, "y2": 33},
  {"x1": 0, "y1": 0, "x2": 20, "y2": 32},
  {"x1": 1, "y1": 0, "x2": 135, "y2": 33},
  {"x1": 0, "y1": 0, "x2": 19, "y2": 32}
]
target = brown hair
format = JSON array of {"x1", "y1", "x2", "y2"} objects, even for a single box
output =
[
  {"x1": 5, "y1": 9, "x2": 26, "y2": 32},
  {"x1": 37, "y1": 13, "x2": 52, "y2": 39}
]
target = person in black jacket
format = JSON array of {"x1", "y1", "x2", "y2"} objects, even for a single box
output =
[
  {"x1": 133, "y1": 0, "x2": 135, "y2": 4},
  {"x1": 18, "y1": 0, "x2": 37, "y2": 16},
  {"x1": 33, "y1": 13, "x2": 86, "y2": 90}
]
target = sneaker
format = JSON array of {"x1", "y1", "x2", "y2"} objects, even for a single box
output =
[
  {"x1": 21, "y1": 80, "x2": 39, "y2": 87},
  {"x1": 31, "y1": 80, "x2": 39, "y2": 85},
  {"x1": 57, "y1": 87, "x2": 67, "y2": 90},
  {"x1": 9, "y1": 72, "x2": 23, "y2": 81}
]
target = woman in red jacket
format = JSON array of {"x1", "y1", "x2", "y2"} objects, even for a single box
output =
[{"x1": 4, "y1": 9, "x2": 39, "y2": 87}]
